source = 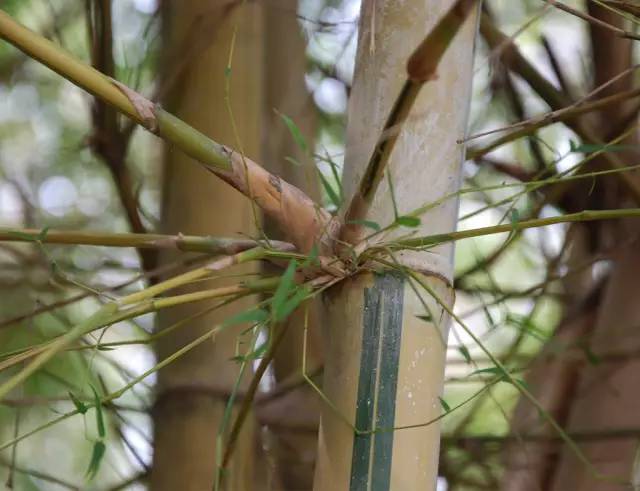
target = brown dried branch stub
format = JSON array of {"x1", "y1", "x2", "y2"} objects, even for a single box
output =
[
  {"x1": 217, "y1": 147, "x2": 341, "y2": 255},
  {"x1": 406, "y1": 0, "x2": 478, "y2": 82},
  {"x1": 110, "y1": 78, "x2": 158, "y2": 132}
]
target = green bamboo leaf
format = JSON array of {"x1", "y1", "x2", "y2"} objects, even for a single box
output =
[
  {"x1": 37, "y1": 226, "x2": 50, "y2": 241},
  {"x1": 275, "y1": 110, "x2": 308, "y2": 155},
  {"x1": 6, "y1": 231, "x2": 39, "y2": 242},
  {"x1": 90, "y1": 386, "x2": 105, "y2": 438},
  {"x1": 469, "y1": 366, "x2": 508, "y2": 380},
  {"x1": 68, "y1": 391, "x2": 88, "y2": 414},
  {"x1": 302, "y1": 244, "x2": 320, "y2": 268},
  {"x1": 513, "y1": 378, "x2": 532, "y2": 391},
  {"x1": 569, "y1": 140, "x2": 636, "y2": 153},
  {"x1": 246, "y1": 340, "x2": 269, "y2": 361},
  {"x1": 395, "y1": 215, "x2": 421, "y2": 228},
  {"x1": 85, "y1": 441, "x2": 106, "y2": 480},
  {"x1": 510, "y1": 209, "x2": 520, "y2": 226},
  {"x1": 318, "y1": 169, "x2": 341, "y2": 208},
  {"x1": 438, "y1": 396, "x2": 451, "y2": 413},
  {"x1": 458, "y1": 345, "x2": 472, "y2": 364},
  {"x1": 582, "y1": 346, "x2": 601, "y2": 366},
  {"x1": 284, "y1": 156, "x2": 303, "y2": 167},
  {"x1": 222, "y1": 308, "x2": 269, "y2": 328},
  {"x1": 276, "y1": 286, "x2": 311, "y2": 322},
  {"x1": 271, "y1": 260, "x2": 297, "y2": 321}
]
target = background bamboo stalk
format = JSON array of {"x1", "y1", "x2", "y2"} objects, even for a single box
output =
[
  {"x1": 150, "y1": 2, "x2": 263, "y2": 490},
  {"x1": 261, "y1": 1, "x2": 324, "y2": 488}
]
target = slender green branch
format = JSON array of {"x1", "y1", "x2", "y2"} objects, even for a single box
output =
[
  {"x1": 0, "y1": 227, "x2": 293, "y2": 255},
  {"x1": 0, "y1": 248, "x2": 267, "y2": 401},
  {"x1": 219, "y1": 321, "x2": 289, "y2": 472},
  {"x1": 390, "y1": 208, "x2": 640, "y2": 249}
]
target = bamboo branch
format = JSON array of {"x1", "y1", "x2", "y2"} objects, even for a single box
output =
[
  {"x1": 479, "y1": 14, "x2": 640, "y2": 205},
  {"x1": 339, "y1": 0, "x2": 479, "y2": 245},
  {"x1": 392, "y1": 208, "x2": 640, "y2": 249},
  {"x1": 543, "y1": 0, "x2": 640, "y2": 40},
  {"x1": 601, "y1": 0, "x2": 640, "y2": 17},
  {"x1": 0, "y1": 247, "x2": 267, "y2": 401},
  {"x1": 0, "y1": 10, "x2": 334, "y2": 254},
  {"x1": 0, "y1": 227, "x2": 293, "y2": 255},
  {"x1": 467, "y1": 87, "x2": 640, "y2": 158}
]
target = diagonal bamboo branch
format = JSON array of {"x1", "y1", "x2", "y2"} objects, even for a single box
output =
[
  {"x1": 340, "y1": 0, "x2": 479, "y2": 245},
  {"x1": 0, "y1": 10, "x2": 335, "y2": 255},
  {"x1": 391, "y1": 208, "x2": 640, "y2": 249},
  {"x1": 479, "y1": 14, "x2": 640, "y2": 205}
]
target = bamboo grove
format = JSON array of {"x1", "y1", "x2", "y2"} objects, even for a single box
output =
[{"x1": 0, "y1": 0, "x2": 640, "y2": 490}]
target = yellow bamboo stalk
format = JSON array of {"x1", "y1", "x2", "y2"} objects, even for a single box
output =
[{"x1": 314, "y1": 1, "x2": 479, "y2": 489}]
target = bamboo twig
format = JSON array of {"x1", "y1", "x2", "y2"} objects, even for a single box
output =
[
  {"x1": 392, "y1": 208, "x2": 640, "y2": 249},
  {"x1": 479, "y1": 14, "x2": 640, "y2": 205},
  {"x1": 543, "y1": 0, "x2": 640, "y2": 40},
  {"x1": 0, "y1": 247, "x2": 266, "y2": 401},
  {"x1": 0, "y1": 227, "x2": 294, "y2": 255}
]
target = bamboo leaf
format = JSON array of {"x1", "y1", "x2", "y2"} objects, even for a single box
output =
[
  {"x1": 582, "y1": 345, "x2": 601, "y2": 365},
  {"x1": 302, "y1": 244, "x2": 320, "y2": 268},
  {"x1": 469, "y1": 366, "x2": 509, "y2": 380},
  {"x1": 438, "y1": 396, "x2": 451, "y2": 413},
  {"x1": 85, "y1": 441, "x2": 106, "y2": 480},
  {"x1": 458, "y1": 346, "x2": 472, "y2": 364},
  {"x1": 276, "y1": 286, "x2": 311, "y2": 322},
  {"x1": 318, "y1": 169, "x2": 342, "y2": 208},
  {"x1": 68, "y1": 391, "x2": 88, "y2": 414},
  {"x1": 275, "y1": 110, "x2": 308, "y2": 155},
  {"x1": 396, "y1": 215, "x2": 421, "y2": 228},
  {"x1": 222, "y1": 308, "x2": 269, "y2": 328},
  {"x1": 569, "y1": 140, "x2": 636, "y2": 154},
  {"x1": 6, "y1": 226, "x2": 49, "y2": 243},
  {"x1": 90, "y1": 385, "x2": 105, "y2": 438},
  {"x1": 271, "y1": 260, "x2": 297, "y2": 321},
  {"x1": 284, "y1": 156, "x2": 302, "y2": 167}
]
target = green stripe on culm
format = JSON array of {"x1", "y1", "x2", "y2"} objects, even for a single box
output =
[
  {"x1": 371, "y1": 274, "x2": 403, "y2": 490},
  {"x1": 350, "y1": 281, "x2": 381, "y2": 491},
  {"x1": 350, "y1": 273, "x2": 405, "y2": 491}
]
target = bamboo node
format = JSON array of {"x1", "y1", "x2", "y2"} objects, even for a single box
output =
[{"x1": 109, "y1": 78, "x2": 158, "y2": 133}]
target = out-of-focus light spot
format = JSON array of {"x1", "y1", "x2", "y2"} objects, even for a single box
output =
[
  {"x1": 133, "y1": 0, "x2": 157, "y2": 14},
  {"x1": 72, "y1": 247, "x2": 103, "y2": 271},
  {"x1": 437, "y1": 477, "x2": 448, "y2": 491},
  {"x1": 78, "y1": 177, "x2": 111, "y2": 217},
  {"x1": 314, "y1": 77, "x2": 347, "y2": 115},
  {"x1": 38, "y1": 176, "x2": 77, "y2": 217},
  {"x1": 0, "y1": 183, "x2": 24, "y2": 225}
]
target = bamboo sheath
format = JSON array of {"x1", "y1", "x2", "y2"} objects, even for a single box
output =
[{"x1": 314, "y1": 1, "x2": 479, "y2": 489}]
